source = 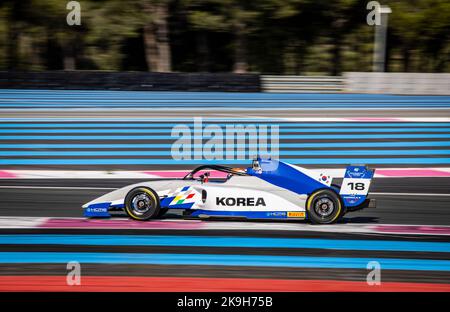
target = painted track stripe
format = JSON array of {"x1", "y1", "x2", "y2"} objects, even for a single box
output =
[
  {"x1": 2, "y1": 98, "x2": 447, "y2": 103},
  {"x1": 2, "y1": 103, "x2": 449, "y2": 107},
  {"x1": 2, "y1": 158, "x2": 450, "y2": 165},
  {"x1": 3, "y1": 134, "x2": 450, "y2": 139},
  {"x1": 1, "y1": 122, "x2": 450, "y2": 128},
  {"x1": 1, "y1": 92, "x2": 449, "y2": 169},
  {"x1": 2, "y1": 98, "x2": 449, "y2": 103},
  {"x1": 372, "y1": 192, "x2": 450, "y2": 197},
  {"x1": 1, "y1": 150, "x2": 450, "y2": 156},
  {"x1": 3, "y1": 128, "x2": 450, "y2": 133},
  {"x1": 1, "y1": 252, "x2": 450, "y2": 271},
  {"x1": 2, "y1": 102, "x2": 449, "y2": 107},
  {"x1": 1, "y1": 217, "x2": 449, "y2": 235},
  {"x1": 0, "y1": 276, "x2": 449, "y2": 292},
  {"x1": 2, "y1": 141, "x2": 450, "y2": 148},
  {"x1": 1, "y1": 118, "x2": 449, "y2": 122},
  {"x1": 0, "y1": 235, "x2": 449, "y2": 252}
]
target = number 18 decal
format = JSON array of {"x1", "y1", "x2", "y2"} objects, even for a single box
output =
[
  {"x1": 347, "y1": 182, "x2": 366, "y2": 191},
  {"x1": 340, "y1": 178, "x2": 371, "y2": 195}
]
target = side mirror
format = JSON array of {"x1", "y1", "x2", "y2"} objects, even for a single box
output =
[{"x1": 199, "y1": 172, "x2": 210, "y2": 184}]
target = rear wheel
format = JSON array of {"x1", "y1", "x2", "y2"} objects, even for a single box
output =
[
  {"x1": 306, "y1": 189, "x2": 344, "y2": 224},
  {"x1": 124, "y1": 187, "x2": 160, "y2": 221}
]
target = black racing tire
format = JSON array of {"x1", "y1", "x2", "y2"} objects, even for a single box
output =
[
  {"x1": 306, "y1": 189, "x2": 345, "y2": 224},
  {"x1": 124, "y1": 187, "x2": 160, "y2": 221}
]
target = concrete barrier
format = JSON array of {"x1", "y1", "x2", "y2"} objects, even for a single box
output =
[
  {"x1": 344, "y1": 72, "x2": 450, "y2": 95},
  {"x1": 2, "y1": 71, "x2": 449, "y2": 95},
  {"x1": 261, "y1": 75, "x2": 344, "y2": 93},
  {"x1": 0, "y1": 71, "x2": 261, "y2": 92}
]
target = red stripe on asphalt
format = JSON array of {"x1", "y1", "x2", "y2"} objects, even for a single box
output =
[
  {"x1": 376, "y1": 168, "x2": 450, "y2": 177},
  {"x1": 0, "y1": 171, "x2": 17, "y2": 178},
  {"x1": 0, "y1": 276, "x2": 449, "y2": 292},
  {"x1": 39, "y1": 218, "x2": 203, "y2": 229}
]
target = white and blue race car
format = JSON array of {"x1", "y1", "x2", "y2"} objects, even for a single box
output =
[{"x1": 83, "y1": 158, "x2": 376, "y2": 224}]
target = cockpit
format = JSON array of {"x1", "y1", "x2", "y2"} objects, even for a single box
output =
[{"x1": 182, "y1": 164, "x2": 249, "y2": 183}]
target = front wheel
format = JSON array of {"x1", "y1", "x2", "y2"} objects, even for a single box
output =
[
  {"x1": 306, "y1": 189, "x2": 345, "y2": 224},
  {"x1": 124, "y1": 187, "x2": 160, "y2": 221}
]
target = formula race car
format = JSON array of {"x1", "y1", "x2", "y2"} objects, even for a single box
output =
[{"x1": 82, "y1": 158, "x2": 376, "y2": 224}]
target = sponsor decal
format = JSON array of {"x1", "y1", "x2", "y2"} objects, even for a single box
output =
[
  {"x1": 267, "y1": 212, "x2": 286, "y2": 217},
  {"x1": 346, "y1": 166, "x2": 370, "y2": 179},
  {"x1": 287, "y1": 211, "x2": 305, "y2": 218},
  {"x1": 343, "y1": 195, "x2": 363, "y2": 204},
  {"x1": 216, "y1": 197, "x2": 266, "y2": 206},
  {"x1": 87, "y1": 207, "x2": 107, "y2": 213}
]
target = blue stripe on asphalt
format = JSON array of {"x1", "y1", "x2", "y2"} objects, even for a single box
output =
[
  {"x1": 2, "y1": 128, "x2": 450, "y2": 133},
  {"x1": 2, "y1": 104, "x2": 450, "y2": 108},
  {"x1": 1, "y1": 123, "x2": 450, "y2": 128},
  {"x1": 1, "y1": 142, "x2": 450, "y2": 148},
  {"x1": 15, "y1": 100, "x2": 434, "y2": 103},
  {"x1": 0, "y1": 235, "x2": 449, "y2": 252},
  {"x1": 0, "y1": 118, "x2": 290, "y2": 122},
  {"x1": 0, "y1": 119, "x2": 447, "y2": 123},
  {"x1": 1, "y1": 98, "x2": 449, "y2": 102},
  {"x1": 3, "y1": 103, "x2": 449, "y2": 107},
  {"x1": 1, "y1": 99, "x2": 449, "y2": 103},
  {"x1": 2, "y1": 94, "x2": 449, "y2": 100},
  {"x1": 4, "y1": 98, "x2": 449, "y2": 102},
  {"x1": 0, "y1": 118, "x2": 448, "y2": 122},
  {"x1": 1, "y1": 149, "x2": 450, "y2": 156},
  {"x1": 3, "y1": 134, "x2": 450, "y2": 140},
  {"x1": 1, "y1": 91, "x2": 450, "y2": 109},
  {"x1": 2, "y1": 158, "x2": 450, "y2": 165},
  {"x1": 0, "y1": 252, "x2": 449, "y2": 271}
]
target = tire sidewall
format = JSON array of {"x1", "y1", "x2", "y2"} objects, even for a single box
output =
[
  {"x1": 306, "y1": 189, "x2": 344, "y2": 224},
  {"x1": 125, "y1": 187, "x2": 160, "y2": 221}
]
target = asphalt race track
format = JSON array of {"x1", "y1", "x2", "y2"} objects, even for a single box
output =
[
  {"x1": 0, "y1": 177, "x2": 449, "y2": 225},
  {"x1": 0, "y1": 90, "x2": 449, "y2": 291}
]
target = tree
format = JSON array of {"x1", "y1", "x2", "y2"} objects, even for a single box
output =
[
  {"x1": 185, "y1": 0, "x2": 261, "y2": 73},
  {"x1": 83, "y1": 0, "x2": 172, "y2": 72},
  {"x1": 319, "y1": 0, "x2": 366, "y2": 75},
  {"x1": 0, "y1": 0, "x2": 449, "y2": 73},
  {"x1": 141, "y1": 0, "x2": 172, "y2": 72},
  {"x1": 385, "y1": 0, "x2": 450, "y2": 72}
]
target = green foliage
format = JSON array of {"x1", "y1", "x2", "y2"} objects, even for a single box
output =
[{"x1": 0, "y1": 0, "x2": 449, "y2": 73}]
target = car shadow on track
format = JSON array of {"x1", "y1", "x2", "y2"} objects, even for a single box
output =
[
  {"x1": 110, "y1": 211, "x2": 380, "y2": 224},
  {"x1": 341, "y1": 216, "x2": 379, "y2": 224}
]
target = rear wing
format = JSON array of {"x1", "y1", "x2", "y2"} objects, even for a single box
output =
[{"x1": 339, "y1": 165, "x2": 375, "y2": 208}]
